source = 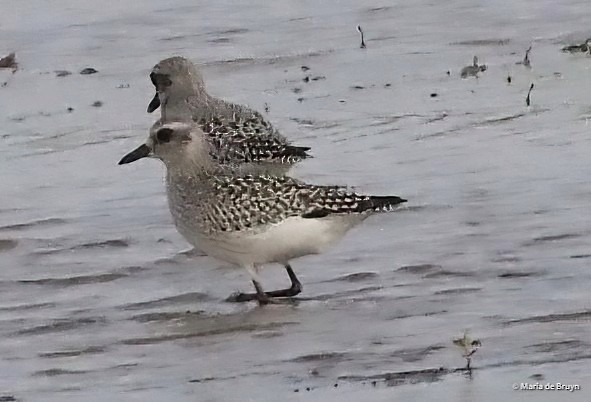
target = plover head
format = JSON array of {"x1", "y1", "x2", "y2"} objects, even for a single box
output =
[
  {"x1": 147, "y1": 56, "x2": 207, "y2": 113},
  {"x1": 119, "y1": 122, "x2": 211, "y2": 170}
]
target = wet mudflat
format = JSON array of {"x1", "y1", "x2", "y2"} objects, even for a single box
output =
[{"x1": 2, "y1": 0, "x2": 591, "y2": 400}]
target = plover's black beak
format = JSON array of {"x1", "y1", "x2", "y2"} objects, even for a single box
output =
[
  {"x1": 149, "y1": 71, "x2": 158, "y2": 86},
  {"x1": 147, "y1": 92, "x2": 160, "y2": 113},
  {"x1": 118, "y1": 144, "x2": 152, "y2": 165}
]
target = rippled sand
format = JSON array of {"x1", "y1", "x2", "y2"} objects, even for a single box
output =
[{"x1": 2, "y1": 0, "x2": 591, "y2": 401}]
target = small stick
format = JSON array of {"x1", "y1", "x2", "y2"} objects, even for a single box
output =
[
  {"x1": 523, "y1": 45, "x2": 532, "y2": 67},
  {"x1": 357, "y1": 25, "x2": 366, "y2": 49},
  {"x1": 526, "y1": 83, "x2": 534, "y2": 106}
]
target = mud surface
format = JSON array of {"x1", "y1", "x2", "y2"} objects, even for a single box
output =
[{"x1": 1, "y1": 0, "x2": 591, "y2": 401}]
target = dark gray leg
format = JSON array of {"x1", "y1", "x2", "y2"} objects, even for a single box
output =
[
  {"x1": 227, "y1": 280, "x2": 269, "y2": 305},
  {"x1": 264, "y1": 264, "x2": 302, "y2": 297},
  {"x1": 227, "y1": 264, "x2": 303, "y2": 304}
]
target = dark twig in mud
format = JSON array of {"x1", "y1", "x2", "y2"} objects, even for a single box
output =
[
  {"x1": 453, "y1": 331, "x2": 482, "y2": 370},
  {"x1": 523, "y1": 45, "x2": 532, "y2": 67},
  {"x1": 516, "y1": 45, "x2": 532, "y2": 68},
  {"x1": 356, "y1": 25, "x2": 366, "y2": 49},
  {"x1": 526, "y1": 83, "x2": 534, "y2": 106}
]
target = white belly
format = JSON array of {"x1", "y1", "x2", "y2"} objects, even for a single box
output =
[{"x1": 191, "y1": 215, "x2": 366, "y2": 267}]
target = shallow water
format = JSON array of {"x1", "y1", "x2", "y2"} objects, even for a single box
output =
[{"x1": 2, "y1": 0, "x2": 591, "y2": 401}]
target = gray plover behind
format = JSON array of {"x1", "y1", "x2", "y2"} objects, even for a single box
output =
[
  {"x1": 119, "y1": 122, "x2": 407, "y2": 305},
  {"x1": 147, "y1": 56, "x2": 310, "y2": 174},
  {"x1": 148, "y1": 117, "x2": 310, "y2": 176},
  {"x1": 460, "y1": 56, "x2": 487, "y2": 78}
]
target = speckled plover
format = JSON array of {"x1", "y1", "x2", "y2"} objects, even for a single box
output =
[
  {"x1": 119, "y1": 122, "x2": 407, "y2": 305},
  {"x1": 147, "y1": 56, "x2": 310, "y2": 174}
]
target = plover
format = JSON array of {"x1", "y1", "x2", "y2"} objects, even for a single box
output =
[
  {"x1": 119, "y1": 122, "x2": 407, "y2": 305},
  {"x1": 561, "y1": 38, "x2": 591, "y2": 54},
  {"x1": 147, "y1": 56, "x2": 310, "y2": 174},
  {"x1": 460, "y1": 56, "x2": 487, "y2": 78}
]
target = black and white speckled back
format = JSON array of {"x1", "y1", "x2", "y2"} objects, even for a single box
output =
[{"x1": 166, "y1": 173, "x2": 406, "y2": 235}]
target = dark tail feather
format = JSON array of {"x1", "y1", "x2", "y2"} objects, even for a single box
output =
[
  {"x1": 285, "y1": 145, "x2": 312, "y2": 159},
  {"x1": 363, "y1": 195, "x2": 407, "y2": 212}
]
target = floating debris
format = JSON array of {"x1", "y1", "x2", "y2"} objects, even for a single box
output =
[
  {"x1": 292, "y1": 87, "x2": 302, "y2": 94},
  {"x1": 446, "y1": 70, "x2": 451, "y2": 76},
  {"x1": 526, "y1": 83, "x2": 534, "y2": 106},
  {"x1": 297, "y1": 97, "x2": 304, "y2": 103},
  {"x1": 430, "y1": 93, "x2": 438, "y2": 97},
  {"x1": 92, "y1": 101, "x2": 103, "y2": 107},
  {"x1": 55, "y1": 70, "x2": 72, "y2": 77},
  {"x1": 561, "y1": 38, "x2": 591, "y2": 54},
  {"x1": 302, "y1": 76, "x2": 310, "y2": 83},
  {"x1": 264, "y1": 102, "x2": 270, "y2": 113},
  {"x1": 384, "y1": 83, "x2": 391, "y2": 87},
  {"x1": 0, "y1": 52, "x2": 17, "y2": 70},
  {"x1": 507, "y1": 74, "x2": 512, "y2": 84},
  {"x1": 356, "y1": 25, "x2": 366, "y2": 49},
  {"x1": 80, "y1": 67, "x2": 98, "y2": 75},
  {"x1": 311, "y1": 75, "x2": 325, "y2": 81},
  {"x1": 67, "y1": 107, "x2": 74, "y2": 113},
  {"x1": 460, "y1": 56, "x2": 487, "y2": 78},
  {"x1": 351, "y1": 84, "x2": 365, "y2": 90},
  {"x1": 301, "y1": 65, "x2": 310, "y2": 72}
]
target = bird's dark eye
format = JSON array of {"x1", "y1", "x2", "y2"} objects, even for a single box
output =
[
  {"x1": 157, "y1": 128, "x2": 174, "y2": 143},
  {"x1": 150, "y1": 73, "x2": 172, "y2": 88}
]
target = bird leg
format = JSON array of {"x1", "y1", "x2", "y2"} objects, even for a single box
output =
[
  {"x1": 227, "y1": 264, "x2": 303, "y2": 305},
  {"x1": 263, "y1": 264, "x2": 302, "y2": 298}
]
